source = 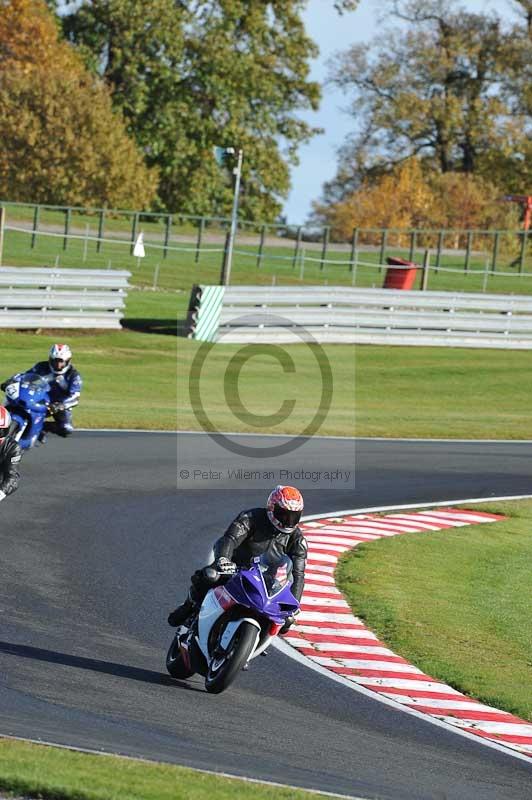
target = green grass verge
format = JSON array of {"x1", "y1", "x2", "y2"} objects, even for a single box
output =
[
  {"x1": 353, "y1": 344, "x2": 532, "y2": 439},
  {"x1": 335, "y1": 500, "x2": 532, "y2": 721},
  {"x1": 123, "y1": 287, "x2": 188, "y2": 333},
  {"x1": 3, "y1": 330, "x2": 532, "y2": 437},
  {"x1": 176, "y1": 339, "x2": 532, "y2": 438},
  {"x1": 0, "y1": 738, "x2": 326, "y2": 800},
  {"x1": 4, "y1": 221, "x2": 532, "y2": 295},
  {"x1": 5, "y1": 214, "x2": 532, "y2": 439},
  {"x1": 0, "y1": 330, "x2": 177, "y2": 430}
]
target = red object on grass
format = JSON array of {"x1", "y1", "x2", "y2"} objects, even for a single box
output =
[{"x1": 383, "y1": 256, "x2": 419, "y2": 290}]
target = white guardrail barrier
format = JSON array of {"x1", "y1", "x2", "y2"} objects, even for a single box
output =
[
  {"x1": 0, "y1": 266, "x2": 130, "y2": 329},
  {"x1": 185, "y1": 285, "x2": 532, "y2": 349}
]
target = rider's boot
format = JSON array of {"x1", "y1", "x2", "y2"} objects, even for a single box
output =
[
  {"x1": 38, "y1": 429, "x2": 47, "y2": 445},
  {"x1": 55, "y1": 410, "x2": 74, "y2": 437},
  {"x1": 167, "y1": 597, "x2": 196, "y2": 627}
]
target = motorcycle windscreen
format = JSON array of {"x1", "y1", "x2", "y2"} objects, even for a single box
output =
[
  {"x1": 256, "y1": 553, "x2": 293, "y2": 598},
  {"x1": 20, "y1": 374, "x2": 49, "y2": 396}
]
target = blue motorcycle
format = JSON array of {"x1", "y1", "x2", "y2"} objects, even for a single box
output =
[
  {"x1": 166, "y1": 553, "x2": 300, "y2": 693},
  {"x1": 3, "y1": 372, "x2": 51, "y2": 449}
]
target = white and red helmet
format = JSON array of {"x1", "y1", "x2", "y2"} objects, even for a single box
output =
[
  {"x1": 267, "y1": 485, "x2": 304, "y2": 533},
  {"x1": 0, "y1": 407, "x2": 12, "y2": 441},
  {"x1": 49, "y1": 343, "x2": 72, "y2": 375}
]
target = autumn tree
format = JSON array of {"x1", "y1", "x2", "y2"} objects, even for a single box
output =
[
  {"x1": 314, "y1": 159, "x2": 432, "y2": 239},
  {"x1": 321, "y1": 0, "x2": 531, "y2": 206},
  {"x1": 52, "y1": 0, "x2": 325, "y2": 219},
  {"x1": 313, "y1": 159, "x2": 516, "y2": 241},
  {"x1": 0, "y1": 0, "x2": 157, "y2": 207},
  {"x1": 428, "y1": 172, "x2": 518, "y2": 231}
]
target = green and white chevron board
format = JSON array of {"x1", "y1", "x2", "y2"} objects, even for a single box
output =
[{"x1": 192, "y1": 285, "x2": 225, "y2": 341}]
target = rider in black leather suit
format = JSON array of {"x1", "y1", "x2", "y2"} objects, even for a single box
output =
[
  {"x1": 168, "y1": 486, "x2": 307, "y2": 634},
  {"x1": 0, "y1": 408, "x2": 22, "y2": 503}
]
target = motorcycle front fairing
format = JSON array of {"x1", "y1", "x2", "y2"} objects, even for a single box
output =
[
  {"x1": 197, "y1": 555, "x2": 300, "y2": 664},
  {"x1": 4, "y1": 373, "x2": 50, "y2": 449},
  {"x1": 225, "y1": 568, "x2": 299, "y2": 624}
]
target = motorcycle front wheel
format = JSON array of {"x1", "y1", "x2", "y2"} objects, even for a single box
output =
[
  {"x1": 166, "y1": 636, "x2": 195, "y2": 680},
  {"x1": 205, "y1": 621, "x2": 258, "y2": 694}
]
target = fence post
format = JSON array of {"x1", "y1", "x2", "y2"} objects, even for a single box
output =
[
  {"x1": 97, "y1": 210, "x2": 105, "y2": 254},
  {"x1": 299, "y1": 247, "x2": 305, "y2": 280},
  {"x1": 31, "y1": 205, "x2": 40, "y2": 249},
  {"x1": 320, "y1": 226, "x2": 330, "y2": 271},
  {"x1": 435, "y1": 230, "x2": 444, "y2": 272},
  {"x1": 518, "y1": 230, "x2": 527, "y2": 274},
  {"x1": 292, "y1": 226, "x2": 302, "y2": 269},
  {"x1": 379, "y1": 229, "x2": 388, "y2": 270},
  {"x1": 491, "y1": 231, "x2": 500, "y2": 272},
  {"x1": 350, "y1": 228, "x2": 358, "y2": 274},
  {"x1": 0, "y1": 206, "x2": 4, "y2": 267},
  {"x1": 164, "y1": 215, "x2": 172, "y2": 259},
  {"x1": 195, "y1": 217, "x2": 205, "y2": 264},
  {"x1": 464, "y1": 231, "x2": 472, "y2": 273},
  {"x1": 421, "y1": 249, "x2": 430, "y2": 291},
  {"x1": 82, "y1": 223, "x2": 90, "y2": 262},
  {"x1": 63, "y1": 208, "x2": 71, "y2": 251},
  {"x1": 256, "y1": 224, "x2": 266, "y2": 269},
  {"x1": 408, "y1": 230, "x2": 416, "y2": 262},
  {"x1": 130, "y1": 213, "x2": 139, "y2": 255},
  {"x1": 483, "y1": 255, "x2": 490, "y2": 292}
]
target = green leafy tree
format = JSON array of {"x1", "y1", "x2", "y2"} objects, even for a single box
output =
[
  {"x1": 54, "y1": 0, "x2": 326, "y2": 219},
  {"x1": 0, "y1": 0, "x2": 157, "y2": 207},
  {"x1": 322, "y1": 0, "x2": 531, "y2": 205}
]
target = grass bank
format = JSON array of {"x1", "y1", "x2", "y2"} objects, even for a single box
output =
[
  {"x1": 2, "y1": 330, "x2": 532, "y2": 437},
  {"x1": 0, "y1": 738, "x2": 326, "y2": 800},
  {"x1": 4, "y1": 222, "x2": 532, "y2": 296},
  {"x1": 0, "y1": 330, "x2": 177, "y2": 430},
  {"x1": 335, "y1": 500, "x2": 532, "y2": 721},
  {"x1": 4, "y1": 218, "x2": 532, "y2": 439}
]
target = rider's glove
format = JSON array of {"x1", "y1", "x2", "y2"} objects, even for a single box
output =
[
  {"x1": 50, "y1": 402, "x2": 65, "y2": 414},
  {"x1": 215, "y1": 557, "x2": 237, "y2": 575}
]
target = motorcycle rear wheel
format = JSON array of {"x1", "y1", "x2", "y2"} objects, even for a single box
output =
[
  {"x1": 166, "y1": 636, "x2": 195, "y2": 680},
  {"x1": 205, "y1": 621, "x2": 258, "y2": 694}
]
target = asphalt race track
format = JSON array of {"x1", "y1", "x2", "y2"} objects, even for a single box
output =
[{"x1": 1, "y1": 431, "x2": 531, "y2": 800}]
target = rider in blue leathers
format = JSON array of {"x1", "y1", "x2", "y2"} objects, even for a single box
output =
[{"x1": 1, "y1": 344, "x2": 82, "y2": 441}]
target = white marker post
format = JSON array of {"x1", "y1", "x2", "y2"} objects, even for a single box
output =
[{"x1": 133, "y1": 231, "x2": 145, "y2": 269}]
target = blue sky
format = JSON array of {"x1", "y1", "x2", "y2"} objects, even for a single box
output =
[{"x1": 283, "y1": 0, "x2": 512, "y2": 224}]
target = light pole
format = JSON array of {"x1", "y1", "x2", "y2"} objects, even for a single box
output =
[{"x1": 220, "y1": 147, "x2": 243, "y2": 286}]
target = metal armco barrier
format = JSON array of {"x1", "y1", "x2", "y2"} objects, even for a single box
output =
[
  {"x1": 0, "y1": 267, "x2": 130, "y2": 329},
  {"x1": 186, "y1": 285, "x2": 532, "y2": 349}
]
